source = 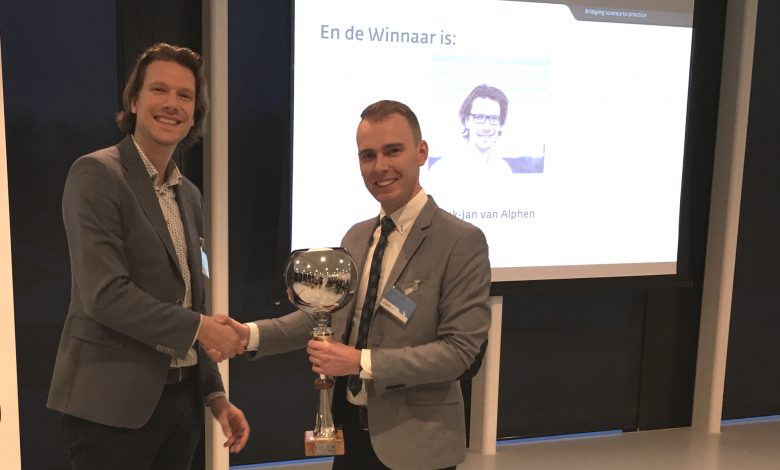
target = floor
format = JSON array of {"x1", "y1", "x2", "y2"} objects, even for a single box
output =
[{"x1": 233, "y1": 418, "x2": 780, "y2": 469}]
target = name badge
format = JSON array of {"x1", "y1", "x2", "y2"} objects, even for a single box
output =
[
  {"x1": 379, "y1": 287, "x2": 416, "y2": 325},
  {"x1": 200, "y1": 237, "x2": 210, "y2": 279}
]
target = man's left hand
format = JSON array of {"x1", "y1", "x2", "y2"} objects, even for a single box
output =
[
  {"x1": 307, "y1": 339, "x2": 361, "y2": 377},
  {"x1": 209, "y1": 397, "x2": 250, "y2": 453}
]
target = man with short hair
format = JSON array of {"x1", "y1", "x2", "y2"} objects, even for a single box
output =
[
  {"x1": 227, "y1": 100, "x2": 491, "y2": 469},
  {"x1": 48, "y1": 43, "x2": 249, "y2": 469}
]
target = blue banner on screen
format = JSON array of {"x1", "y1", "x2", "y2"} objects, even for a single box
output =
[{"x1": 291, "y1": 0, "x2": 693, "y2": 282}]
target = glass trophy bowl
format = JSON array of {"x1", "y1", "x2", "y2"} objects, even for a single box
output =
[
  {"x1": 285, "y1": 247, "x2": 357, "y2": 315},
  {"x1": 284, "y1": 247, "x2": 357, "y2": 456}
]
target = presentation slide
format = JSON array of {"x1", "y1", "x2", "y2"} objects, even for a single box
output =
[{"x1": 291, "y1": 0, "x2": 693, "y2": 281}]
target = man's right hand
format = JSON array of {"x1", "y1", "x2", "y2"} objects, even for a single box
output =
[
  {"x1": 213, "y1": 315, "x2": 250, "y2": 349},
  {"x1": 197, "y1": 315, "x2": 245, "y2": 362}
]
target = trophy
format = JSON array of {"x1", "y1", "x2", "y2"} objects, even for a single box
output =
[{"x1": 284, "y1": 247, "x2": 357, "y2": 456}]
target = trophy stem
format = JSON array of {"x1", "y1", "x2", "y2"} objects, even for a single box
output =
[
  {"x1": 305, "y1": 314, "x2": 344, "y2": 454},
  {"x1": 314, "y1": 387, "x2": 335, "y2": 438},
  {"x1": 312, "y1": 318, "x2": 336, "y2": 439},
  {"x1": 315, "y1": 311, "x2": 330, "y2": 328}
]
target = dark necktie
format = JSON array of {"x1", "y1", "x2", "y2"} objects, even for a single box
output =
[{"x1": 348, "y1": 215, "x2": 396, "y2": 396}]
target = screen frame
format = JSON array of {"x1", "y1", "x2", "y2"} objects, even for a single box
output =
[{"x1": 268, "y1": 0, "x2": 721, "y2": 300}]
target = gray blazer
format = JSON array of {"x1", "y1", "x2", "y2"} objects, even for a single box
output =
[
  {"x1": 253, "y1": 197, "x2": 491, "y2": 469},
  {"x1": 47, "y1": 136, "x2": 224, "y2": 429}
]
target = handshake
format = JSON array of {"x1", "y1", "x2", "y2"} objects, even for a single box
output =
[{"x1": 196, "y1": 314, "x2": 250, "y2": 363}]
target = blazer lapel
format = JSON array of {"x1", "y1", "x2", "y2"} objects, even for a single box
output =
[
  {"x1": 176, "y1": 184, "x2": 204, "y2": 310},
  {"x1": 118, "y1": 136, "x2": 181, "y2": 272},
  {"x1": 349, "y1": 219, "x2": 376, "y2": 279},
  {"x1": 340, "y1": 217, "x2": 379, "y2": 342},
  {"x1": 385, "y1": 197, "x2": 436, "y2": 289}
]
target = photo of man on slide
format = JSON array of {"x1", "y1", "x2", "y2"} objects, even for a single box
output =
[{"x1": 428, "y1": 83, "x2": 545, "y2": 180}]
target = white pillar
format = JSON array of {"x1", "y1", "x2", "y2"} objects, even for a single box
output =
[
  {"x1": 0, "y1": 36, "x2": 23, "y2": 470},
  {"x1": 468, "y1": 296, "x2": 502, "y2": 454},
  {"x1": 202, "y1": 1, "x2": 231, "y2": 468},
  {"x1": 691, "y1": 0, "x2": 757, "y2": 433}
]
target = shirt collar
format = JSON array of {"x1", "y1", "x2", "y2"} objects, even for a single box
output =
[
  {"x1": 131, "y1": 135, "x2": 182, "y2": 189},
  {"x1": 380, "y1": 189, "x2": 428, "y2": 235}
]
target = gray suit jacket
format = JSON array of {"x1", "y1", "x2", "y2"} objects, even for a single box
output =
[
  {"x1": 47, "y1": 136, "x2": 224, "y2": 429},
  {"x1": 253, "y1": 197, "x2": 491, "y2": 469}
]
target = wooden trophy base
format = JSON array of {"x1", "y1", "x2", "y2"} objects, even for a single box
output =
[{"x1": 304, "y1": 430, "x2": 345, "y2": 456}]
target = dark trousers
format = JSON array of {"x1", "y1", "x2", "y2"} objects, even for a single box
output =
[
  {"x1": 59, "y1": 373, "x2": 202, "y2": 470},
  {"x1": 331, "y1": 395, "x2": 456, "y2": 470}
]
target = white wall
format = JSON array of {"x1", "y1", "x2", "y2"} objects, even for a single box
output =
[
  {"x1": 692, "y1": 0, "x2": 757, "y2": 433},
  {"x1": 203, "y1": 1, "x2": 231, "y2": 468},
  {"x1": 0, "y1": 36, "x2": 23, "y2": 470}
]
